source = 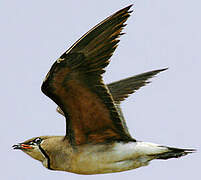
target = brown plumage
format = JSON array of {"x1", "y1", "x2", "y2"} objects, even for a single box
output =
[
  {"x1": 56, "y1": 68, "x2": 167, "y2": 115},
  {"x1": 41, "y1": 5, "x2": 134, "y2": 145},
  {"x1": 55, "y1": 68, "x2": 167, "y2": 138}
]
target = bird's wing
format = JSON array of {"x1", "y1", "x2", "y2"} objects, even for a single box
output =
[
  {"x1": 107, "y1": 68, "x2": 167, "y2": 103},
  {"x1": 56, "y1": 69, "x2": 167, "y2": 116},
  {"x1": 108, "y1": 69, "x2": 168, "y2": 137},
  {"x1": 56, "y1": 68, "x2": 167, "y2": 137},
  {"x1": 56, "y1": 102, "x2": 132, "y2": 137},
  {"x1": 41, "y1": 5, "x2": 135, "y2": 146}
]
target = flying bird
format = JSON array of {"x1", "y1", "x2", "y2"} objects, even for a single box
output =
[{"x1": 13, "y1": 5, "x2": 195, "y2": 174}]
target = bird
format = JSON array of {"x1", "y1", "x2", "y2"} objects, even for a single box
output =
[{"x1": 13, "y1": 5, "x2": 195, "y2": 175}]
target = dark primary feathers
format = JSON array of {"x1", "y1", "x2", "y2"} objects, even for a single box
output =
[
  {"x1": 42, "y1": 5, "x2": 134, "y2": 146},
  {"x1": 107, "y1": 68, "x2": 167, "y2": 103}
]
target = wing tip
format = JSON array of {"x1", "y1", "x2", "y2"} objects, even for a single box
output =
[
  {"x1": 158, "y1": 67, "x2": 169, "y2": 72},
  {"x1": 115, "y1": 4, "x2": 133, "y2": 16},
  {"x1": 147, "y1": 67, "x2": 168, "y2": 76},
  {"x1": 125, "y1": 4, "x2": 134, "y2": 11}
]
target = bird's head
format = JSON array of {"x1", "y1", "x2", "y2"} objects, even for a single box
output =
[
  {"x1": 12, "y1": 136, "x2": 66, "y2": 169},
  {"x1": 13, "y1": 136, "x2": 48, "y2": 165}
]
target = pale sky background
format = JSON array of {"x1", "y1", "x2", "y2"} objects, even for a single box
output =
[{"x1": 1, "y1": 0, "x2": 200, "y2": 179}]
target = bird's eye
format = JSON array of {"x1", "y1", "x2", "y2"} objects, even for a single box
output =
[
  {"x1": 34, "y1": 137, "x2": 42, "y2": 144},
  {"x1": 29, "y1": 141, "x2": 34, "y2": 145}
]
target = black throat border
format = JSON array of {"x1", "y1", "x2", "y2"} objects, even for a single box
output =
[{"x1": 38, "y1": 144, "x2": 52, "y2": 170}]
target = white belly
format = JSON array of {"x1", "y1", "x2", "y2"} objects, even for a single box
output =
[{"x1": 69, "y1": 141, "x2": 167, "y2": 174}]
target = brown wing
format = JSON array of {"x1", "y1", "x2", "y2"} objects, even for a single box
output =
[
  {"x1": 41, "y1": 5, "x2": 135, "y2": 146},
  {"x1": 56, "y1": 68, "x2": 167, "y2": 115},
  {"x1": 56, "y1": 68, "x2": 167, "y2": 138},
  {"x1": 108, "y1": 68, "x2": 168, "y2": 103}
]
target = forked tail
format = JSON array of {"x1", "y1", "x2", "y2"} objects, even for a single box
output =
[{"x1": 155, "y1": 146, "x2": 196, "y2": 160}]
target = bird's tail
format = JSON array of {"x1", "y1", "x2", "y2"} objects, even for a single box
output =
[
  {"x1": 154, "y1": 146, "x2": 196, "y2": 160},
  {"x1": 135, "y1": 142, "x2": 195, "y2": 160}
]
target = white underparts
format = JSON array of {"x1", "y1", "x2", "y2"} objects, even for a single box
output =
[{"x1": 69, "y1": 141, "x2": 168, "y2": 174}]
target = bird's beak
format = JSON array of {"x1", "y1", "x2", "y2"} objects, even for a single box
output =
[{"x1": 12, "y1": 143, "x2": 33, "y2": 150}]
